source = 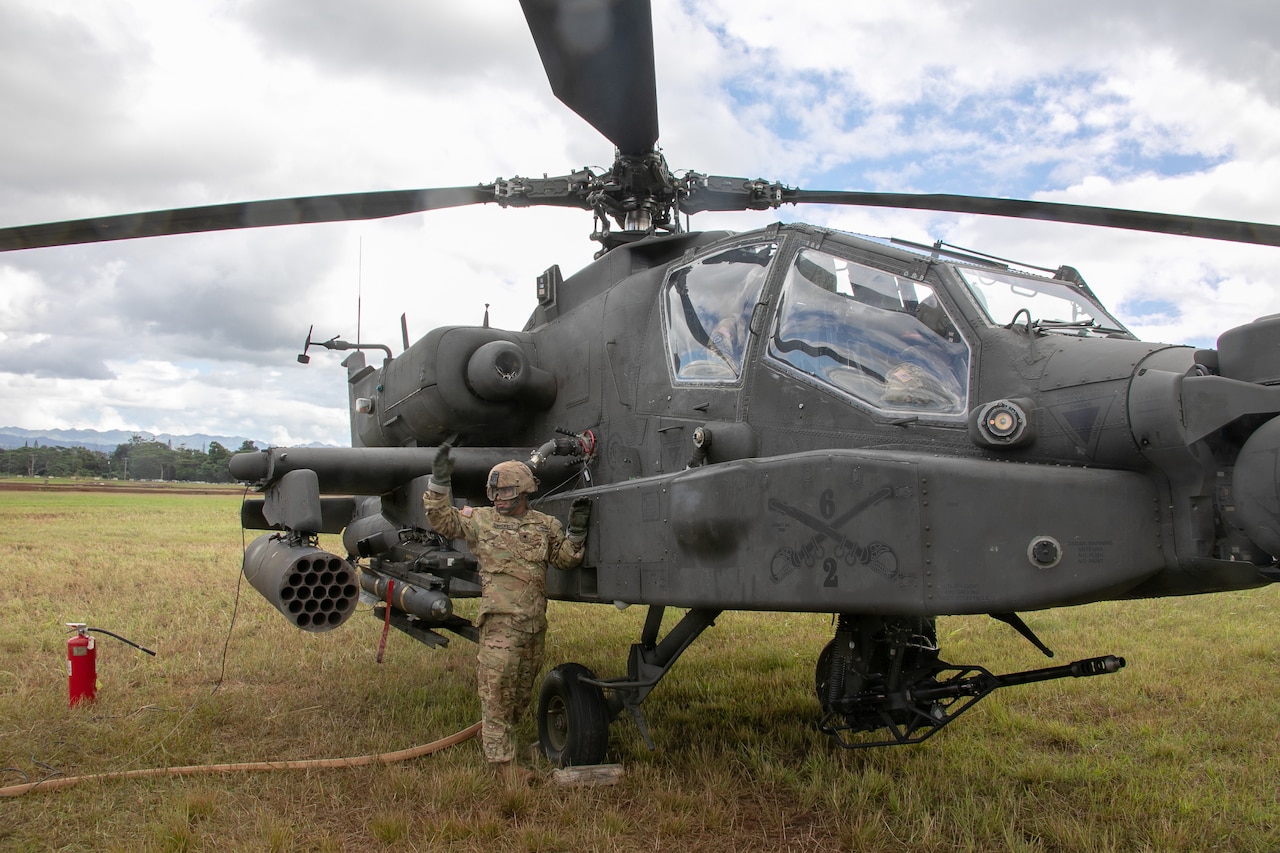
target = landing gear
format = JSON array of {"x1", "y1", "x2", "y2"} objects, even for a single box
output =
[
  {"x1": 535, "y1": 609, "x2": 1126, "y2": 760},
  {"x1": 536, "y1": 606, "x2": 722, "y2": 767},
  {"x1": 536, "y1": 663, "x2": 609, "y2": 766}
]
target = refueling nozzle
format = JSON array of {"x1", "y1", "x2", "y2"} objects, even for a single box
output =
[{"x1": 529, "y1": 428, "x2": 597, "y2": 471}]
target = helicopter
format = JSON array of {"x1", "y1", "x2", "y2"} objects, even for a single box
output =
[{"x1": 3, "y1": 0, "x2": 1280, "y2": 767}]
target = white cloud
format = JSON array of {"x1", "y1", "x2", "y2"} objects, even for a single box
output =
[{"x1": 1, "y1": 0, "x2": 1278, "y2": 444}]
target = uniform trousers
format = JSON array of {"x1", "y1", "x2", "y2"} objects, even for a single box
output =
[{"x1": 476, "y1": 613, "x2": 546, "y2": 763}]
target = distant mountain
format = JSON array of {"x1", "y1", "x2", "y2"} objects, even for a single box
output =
[{"x1": 0, "y1": 426, "x2": 265, "y2": 453}]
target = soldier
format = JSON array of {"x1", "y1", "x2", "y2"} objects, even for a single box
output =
[{"x1": 423, "y1": 444, "x2": 591, "y2": 784}]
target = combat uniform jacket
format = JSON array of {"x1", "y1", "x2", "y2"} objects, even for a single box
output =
[{"x1": 423, "y1": 490, "x2": 584, "y2": 633}]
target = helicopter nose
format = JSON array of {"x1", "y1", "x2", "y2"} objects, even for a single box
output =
[{"x1": 1232, "y1": 414, "x2": 1280, "y2": 557}]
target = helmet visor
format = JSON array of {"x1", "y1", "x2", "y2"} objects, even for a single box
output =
[{"x1": 487, "y1": 483, "x2": 522, "y2": 501}]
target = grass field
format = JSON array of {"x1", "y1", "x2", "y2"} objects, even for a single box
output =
[{"x1": 1, "y1": 488, "x2": 1278, "y2": 851}]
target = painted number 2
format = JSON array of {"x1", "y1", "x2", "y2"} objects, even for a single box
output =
[
  {"x1": 823, "y1": 557, "x2": 838, "y2": 588},
  {"x1": 821, "y1": 491, "x2": 838, "y2": 586}
]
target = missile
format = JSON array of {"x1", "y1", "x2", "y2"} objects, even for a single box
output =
[{"x1": 359, "y1": 571, "x2": 453, "y2": 622}]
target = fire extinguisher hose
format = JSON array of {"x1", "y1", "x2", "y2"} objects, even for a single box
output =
[
  {"x1": 87, "y1": 627, "x2": 157, "y2": 656},
  {"x1": 0, "y1": 720, "x2": 480, "y2": 798}
]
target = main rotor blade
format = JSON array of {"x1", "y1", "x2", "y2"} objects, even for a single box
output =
[
  {"x1": 0, "y1": 186, "x2": 496, "y2": 252},
  {"x1": 785, "y1": 189, "x2": 1280, "y2": 248},
  {"x1": 520, "y1": 0, "x2": 659, "y2": 156}
]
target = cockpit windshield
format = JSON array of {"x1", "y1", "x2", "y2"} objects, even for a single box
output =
[
  {"x1": 767, "y1": 248, "x2": 970, "y2": 416},
  {"x1": 955, "y1": 267, "x2": 1131, "y2": 337},
  {"x1": 662, "y1": 241, "x2": 776, "y2": 383}
]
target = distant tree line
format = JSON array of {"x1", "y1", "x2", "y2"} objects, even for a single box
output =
[{"x1": 0, "y1": 436, "x2": 257, "y2": 482}]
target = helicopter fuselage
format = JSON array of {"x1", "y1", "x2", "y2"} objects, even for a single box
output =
[{"x1": 235, "y1": 222, "x2": 1279, "y2": 623}]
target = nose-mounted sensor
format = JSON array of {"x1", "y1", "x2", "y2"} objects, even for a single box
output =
[{"x1": 972, "y1": 398, "x2": 1035, "y2": 448}]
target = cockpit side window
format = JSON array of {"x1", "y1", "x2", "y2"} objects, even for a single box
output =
[
  {"x1": 661, "y1": 242, "x2": 776, "y2": 384},
  {"x1": 767, "y1": 248, "x2": 970, "y2": 416},
  {"x1": 954, "y1": 266, "x2": 1131, "y2": 337}
]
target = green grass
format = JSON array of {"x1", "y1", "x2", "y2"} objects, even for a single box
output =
[{"x1": 1, "y1": 490, "x2": 1278, "y2": 851}]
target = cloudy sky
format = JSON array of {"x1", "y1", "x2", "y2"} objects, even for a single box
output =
[{"x1": 2, "y1": 0, "x2": 1278, "y2": 447}]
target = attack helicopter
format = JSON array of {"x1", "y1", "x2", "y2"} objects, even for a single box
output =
[{"x1": 4, "y1": 0, "x2": 1280, "y2": 767}]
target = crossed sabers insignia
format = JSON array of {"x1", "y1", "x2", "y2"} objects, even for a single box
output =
[{"x1": 768, "y1": 487, "x2": 917, "y2": 588}]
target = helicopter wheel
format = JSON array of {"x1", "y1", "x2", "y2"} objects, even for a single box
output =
[{"x1": 537, "y1": 663, "x2": 609, "y2": 767}]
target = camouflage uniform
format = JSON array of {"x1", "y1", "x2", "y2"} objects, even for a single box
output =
[
  {"x1": 423, "y1": 489, "x2": 584, "y2": 763},
  {"x1": 883, "y1": 359, "x2": 959, "y2": 409}
]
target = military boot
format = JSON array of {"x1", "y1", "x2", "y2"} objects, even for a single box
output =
[{"x1": 492, "y1": 760, "x2": 535, "y2": 786}]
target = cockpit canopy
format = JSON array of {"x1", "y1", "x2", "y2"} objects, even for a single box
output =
[
  {"x1": 954, "y1": 266, "x2": 1131, "y2": 338},
  {"x1": 660, "y1": 238, "x2": 973, "y2": 419},
  {"x1": 661, "y1": 241, "x2": 777, "y2": 383},
  {"x1": 769, "y1": 248, "x2": 970, "y2": 416}
]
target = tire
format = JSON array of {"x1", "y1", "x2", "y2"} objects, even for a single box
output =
[{"x1": 537, "y1": 663, "x2": 610, "y2": 767}]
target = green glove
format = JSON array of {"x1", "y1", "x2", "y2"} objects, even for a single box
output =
[
  {"x1": 568, "y1": 496, "x2": 591, "y2": 539},
  {"x1": 431, "y1": 443, "x2": 454, "y2": 491}
]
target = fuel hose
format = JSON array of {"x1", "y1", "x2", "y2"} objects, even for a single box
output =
[{"x1": 0, "y1": 721, "x2": 480, "y2": 798}]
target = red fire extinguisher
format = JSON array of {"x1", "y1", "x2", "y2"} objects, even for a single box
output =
[
  {"x1": 66, "y1": 623, "x2": 97, "y2": 706},
  {"x1": 66, "y1": 623, "x2": 157, "y2": 707}
]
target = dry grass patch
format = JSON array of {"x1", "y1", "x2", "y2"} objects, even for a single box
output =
[{"x1": 1, "y1": 491, "x2": 1279, "y2": 851}]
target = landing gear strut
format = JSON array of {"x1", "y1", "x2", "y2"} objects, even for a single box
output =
[
  {"x1": 535, "y1": 606, "x2": 721, "y2": 767},
  {"x1": 534, "y1": 610, "x2": 1126, "y2": 764}
]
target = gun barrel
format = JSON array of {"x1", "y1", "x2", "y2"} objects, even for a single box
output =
[
  {"x1": 905, "y1": 655, "x2": 1127, "y2": 704},
  {"x1": 994, "y1": 655, "x2": 1127, "y2": 688}
]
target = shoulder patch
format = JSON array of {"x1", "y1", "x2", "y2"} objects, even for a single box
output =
[{"x1": 460, "y1": 506, "x2": 474, "y2": 518}]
